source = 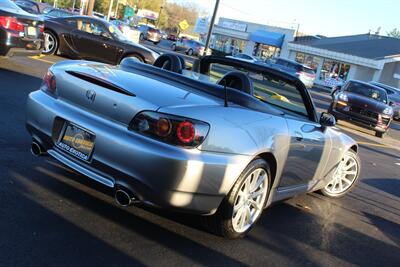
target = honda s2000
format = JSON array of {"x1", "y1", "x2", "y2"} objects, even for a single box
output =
[{"x1": 26, "y1": 54, "x2": 360, "y2": 238}]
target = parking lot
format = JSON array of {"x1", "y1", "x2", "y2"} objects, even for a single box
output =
[{"x1": 1, "y1": 47, "x2": 400, "y2": 266}]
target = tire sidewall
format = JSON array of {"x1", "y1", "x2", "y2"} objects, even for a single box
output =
[
  {"x1": 220, "y1": 158, "x2": 271, "y2": 238},
  {"x1": 321, "y1": 150, "x2": 361, "y2": 198}
]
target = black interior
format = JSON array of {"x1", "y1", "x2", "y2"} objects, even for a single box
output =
[
  {"x1": 217, "y1": 71, "x2": 254, "y2": 95},
  {"x1": 153, "y1": 54, "x2": 183, "y2": 74}
]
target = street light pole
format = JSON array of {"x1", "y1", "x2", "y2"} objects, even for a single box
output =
[
  {"x1": 204, "y1": 0, "x2": 220, "y2": 53},
  {"x1": 107, "y1": 0, "x2": 114, "y2": 21},
  {"x1": 156, "y1": 6, "x2": 163, "y2": 28}
]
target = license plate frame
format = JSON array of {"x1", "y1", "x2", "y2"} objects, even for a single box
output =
[
  {"x1": 56, "y1": 122, "x2": 95, "y2": 162},
  {"x1": 27, "y1": 26, "x2": 37, "y2": 36}
]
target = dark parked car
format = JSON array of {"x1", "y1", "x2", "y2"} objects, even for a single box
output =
[
  {"x1": 42, "y1": 16, "x2": 159, "y2": 65},
  {"x1": 0, "y1": 0, "x2": 44, "y2": 57},
  {"x1": 137, "y1": 24, "x2": 161, "y2": 44},
  {"x1": 329, "y1": 80, "x2": 394, "y2": 137},
  {"x1": 369, "y1": 82, "x2": 400, "y2": 121},
  {"x1": 12, "y1": 0, "x2": 50, "y2": 14},
  {"x1": 171, "y1": 39, "x2": 209, "y2": 56},
  {"x1": 43, "y1": 8, "x2": 74, "y2": 19},
  {"x1": 265, "y1": 58, "x2": 316, "y2": 89}
]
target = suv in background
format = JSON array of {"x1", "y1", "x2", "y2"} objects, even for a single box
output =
[
  {"x1": 265, "y1": 57, "x2": 316, "y2": 88},
  {"x1": 370, "y1": 81, "x2": 400, "y2": 121},
  {"x1": 171, "y1": 39, "x2": 209, "y2": 56},
  {"x1": 137, "y1": 25, "x2": 161, "y2": 44}
]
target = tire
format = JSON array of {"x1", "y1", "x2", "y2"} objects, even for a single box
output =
[
  {"x1": 320, "y1": 150, "x2": 360, "y2": 198},
  {"x1": 203, "y1": 158, "x2": 271, "y2": 239},
  {"x1": 139, "y1": 34, "x2": 144, "y2": 41},
  {"x1": 375, "y1": 131, "x2": 385, "y2": 138},
  {"x1": 43, "y1": 30, "x2": 58, "y2": 55},
  {"x1": 187, "y1": 49, "x2": 193, "y2": 56},
  {"x1": 121, "y1": 54, "x2": 143, "y2": 64}
]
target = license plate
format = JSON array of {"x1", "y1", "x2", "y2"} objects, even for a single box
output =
[
  {"x1": 57, "y1": 123, "x2": 95, "y2": 161},
  {"x1": 27, "y1": 26, "x2": 36, "y2": 36}
]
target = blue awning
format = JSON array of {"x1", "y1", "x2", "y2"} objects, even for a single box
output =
[{"x1": 249, "y1": 30, "x2": 285, "y2": 47}]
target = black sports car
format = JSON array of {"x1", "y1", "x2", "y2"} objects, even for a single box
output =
[
  {"x1": 329, "y1": 80, "x2": 394, "y2": 138},
  {"x1": 0, "y1": 0, "x2": 43, "y2": 57},
  {"x1": 42, "y1": 16, "x2": 159, "y2": 65}
]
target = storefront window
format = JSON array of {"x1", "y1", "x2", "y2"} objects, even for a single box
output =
[
  {"x1": 319, "y1": 59, "x2": 351, "y2": 81},
  {"x1": 211, "y1": 34, "x2": 247, "y2": 55},
  {"x1": 295, "y1": 52, "x2": 320, "y2": 71},
  {"x1": 255, "y1": 44, "x2": 280, "y2": 60}
]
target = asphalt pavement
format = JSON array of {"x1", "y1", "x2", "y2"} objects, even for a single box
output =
[{"x1": 0, "y1": 54, "x2": 399, "y2": 267}]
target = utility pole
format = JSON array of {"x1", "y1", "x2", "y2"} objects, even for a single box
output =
[
  {"x1": 107, "y1": 0, "x2": 114, "y2": 21},
  {"x1": 115, "y1": 0, "x2": 120, "y2": 19},
  {"x1": 204, "y1": 0, "x2": 220, "y2": 53},
  {"x1": 86, "y1": 0, "x2": 95, "y2": 16},
  {"x1": 156, "y1": 6, "x2": 163, "y2": 28}
]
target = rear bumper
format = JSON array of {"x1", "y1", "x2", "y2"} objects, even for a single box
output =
[
  {"x1": 0, "y1": 30, "x2": 43, "y2": 57},
  {"x1": 331, "y1": 104, "x2": 390, "y2": 133},
  {"x1": 26, "y1": 91, "x2": 251, "y2": 215}
]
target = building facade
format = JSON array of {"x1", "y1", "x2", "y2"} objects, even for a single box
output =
[
  {"x1": 211, "y1": 18, "x2": 295, "y2": 60},
  {"x1": 287, "y1": 34, "x2": 400, "y2": 88}
]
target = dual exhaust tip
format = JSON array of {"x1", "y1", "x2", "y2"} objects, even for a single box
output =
[
  {"x1": 31, "y1": 141, "x2": 45, "y2": 157},
  {"x1": 115, "y1": 189, "x2": 138, "y2": 207},
  {"x1": 31, "y1": 140, "x2": 138, "y2": 207}
]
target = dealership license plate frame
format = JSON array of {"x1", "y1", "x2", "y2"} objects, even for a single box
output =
[{"x1": 56, "y1": 122, "x2": 96, "y2": 162}]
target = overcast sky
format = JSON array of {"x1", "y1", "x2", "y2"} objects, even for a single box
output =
[{"x1": 169, "y1": 0, "x2": 399, "y2": 37}]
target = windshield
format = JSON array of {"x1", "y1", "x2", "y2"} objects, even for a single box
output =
[
  {"x1": 345, "y1": 81, "x2": 388, "y2": 103},
  {"x1": 107, "y1": 23, "x2": 127, "y2": 42}
]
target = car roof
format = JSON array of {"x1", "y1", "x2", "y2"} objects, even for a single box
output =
[
  {"x1": 348, "y1": 80, "x2": 389, "y2": 92},
  {"x1": 58, "y1": 15, "x2": 108, "y2": 24},
  {"x1": 369, "y1": 81, "x2": 400, "y2": 92}
]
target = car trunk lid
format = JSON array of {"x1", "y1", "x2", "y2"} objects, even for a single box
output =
[{"x1": 53, "y1": 62, "x2": 220, "y2": 125}]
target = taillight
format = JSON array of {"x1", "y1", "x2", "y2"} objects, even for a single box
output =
[
  {"x1": 0, "y1": 16, "x2": 24, "y2": 32},
  {"x1": 129, "y1": 111, "x2": 209, "y2": 148},
  {"x1": 41, "y1": 70, "x2": 57, "y2": 95},
  {"x1": 39, "y1": 24, "x2": 44, "y2": 33}
]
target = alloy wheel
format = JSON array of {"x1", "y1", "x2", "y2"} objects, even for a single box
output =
[
  {"x1": 232, "y1": 168, "x2": 269, "y2": 233},
  {"x1": 44, "y1": 32, "x2": 55, "y2": 54},
  {"x1": 324, "y1": 153, "x2": 358, "y2": 194}
]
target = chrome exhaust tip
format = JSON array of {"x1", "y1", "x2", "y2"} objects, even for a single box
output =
[
  {"x1": 115, "y1": 189, "x2": 136, "y2": 207},
  {"x1": 31, "y1": 141, "x2": 44, "y2": 157}
]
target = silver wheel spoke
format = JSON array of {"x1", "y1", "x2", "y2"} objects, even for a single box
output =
[
  {"x1": 344, "y1": 170, "x2": 357, "y2": 175},
  {"x1": 324, "y1": 153, "x2": 358, "y2": 195},
  {"x1": 250, "y1": 189, "x2": 264, "y2": 199}
]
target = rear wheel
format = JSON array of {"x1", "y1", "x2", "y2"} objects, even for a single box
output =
[
  {"x1": 320, "y1": 150, "x2": 360, "y2": 198},
  {"x1": 375, "y1": 131, "x2": 385, "y2": 138},
  {"x1": 203, "y1": 158, "x2": 271, "y2": 239},
  {"x1": 187, "y1": 49, "x2": 193, "y2": 56},
  {"x1": 171, "y1": 44, "x2": 176, "y2": 51},
  {"x1": 43, "y1": 30, "x2": 58, "y2": 55},
  {"x1": 139, "y1": 34, "x2": 144, "y2": 41}
]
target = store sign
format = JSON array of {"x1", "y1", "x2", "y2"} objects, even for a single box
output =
[
  {"x1": 194, "y1": 17, "x2": 208, "y2": 34},
  {"x1": 221, "y1": 21, "x2": 247, "y2": 32},
  {"x1": 137, "y1": 9, "x2": 159, "y2": 20}
]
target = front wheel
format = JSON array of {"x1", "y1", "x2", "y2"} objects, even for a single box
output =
[
  {"x1": 203, "y1": 158, "x2": 271, "y2": 238},
  {"x1": 320, "y1": 150, "x2": 360, "y2": 198},
  {"x1": 43, "y1": 30, "x2": 58, "y2": 55}
]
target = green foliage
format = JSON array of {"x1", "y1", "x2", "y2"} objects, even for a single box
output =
[{"x1": 387, "y1": 28, "x2": 400, "y2": 39}]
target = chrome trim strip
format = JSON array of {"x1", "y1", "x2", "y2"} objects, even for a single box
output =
[{"x1": 47, "y1": 149, "x2": 115, "y2": 188}]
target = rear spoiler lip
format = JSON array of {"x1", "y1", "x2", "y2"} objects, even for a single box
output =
[{"x1": 65, "y1": 70, "x2": 136, "y2": 97}]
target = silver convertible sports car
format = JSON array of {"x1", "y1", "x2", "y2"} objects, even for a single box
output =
[{"x1": 26, "y1": 54, "x2": 361, "y2": 238}]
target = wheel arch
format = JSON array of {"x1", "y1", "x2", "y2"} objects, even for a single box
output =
[
  {"x1": 256, "y1": 152, "x2": 277, "y2": 189},
  {"x1": 120, "y1": 52, "x2": 145, "y2": 64}
]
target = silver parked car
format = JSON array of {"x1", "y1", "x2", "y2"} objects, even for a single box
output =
[{"x1": 26, "y1": 54, "x2": 360, "y2": 238}]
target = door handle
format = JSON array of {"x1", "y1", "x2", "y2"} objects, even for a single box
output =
[{"x1": 295, "y1": 131, "x2": 303, "y2": 141}]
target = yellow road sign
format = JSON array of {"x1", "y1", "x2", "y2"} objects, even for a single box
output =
[{"x1": 179, "y1": 19, "x2": 190, "y2": 30}]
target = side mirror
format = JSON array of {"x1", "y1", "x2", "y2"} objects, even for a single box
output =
[{"x1": 320, "y1": 112, "x2": 336, "y2": 128}]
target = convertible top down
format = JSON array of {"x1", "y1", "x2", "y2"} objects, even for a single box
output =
[{"x1": 26, "y1": 54, "x2": 360, "y2": 238}]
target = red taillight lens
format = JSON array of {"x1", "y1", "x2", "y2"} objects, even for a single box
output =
[
  {"x1": 0, "y1": 16, "x2": 24, "y2": 32},
  {"x1": 39, "y1": 24, "x2": 44, "y2": 33},
  {"x1": 177, "y1": 121, "x2": 195, "y2": 144},
  {"x1": 42, "y1": 70, "x2": 57, "y2": 95},
  {"x1": 130, "y1": 111, "x2": 209, "y2": 148}
]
